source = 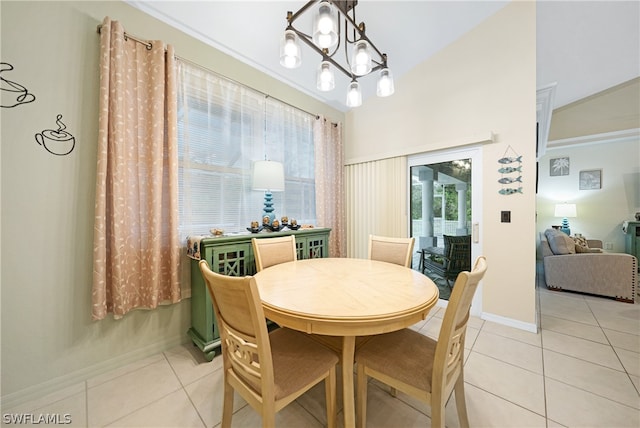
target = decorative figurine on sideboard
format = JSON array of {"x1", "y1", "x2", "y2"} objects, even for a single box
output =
[
  {"x1": 288, "y1": 218, "x2": 300, "y2": 230},
  {"x1": 247, "y1": 221, "x2": 262, "y2": 233}
]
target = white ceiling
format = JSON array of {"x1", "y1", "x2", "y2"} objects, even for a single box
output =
[{"x1": 127, "y1": 1, "x2": 640, "y2": 113}]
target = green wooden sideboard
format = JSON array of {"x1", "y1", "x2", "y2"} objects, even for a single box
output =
[{"x1": 188, "y1": 227, "x2": 331, "y2": 360}]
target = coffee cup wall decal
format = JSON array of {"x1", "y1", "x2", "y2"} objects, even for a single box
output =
[
  {"x1": 35, "y1": 114, "x2": 76, "y2": 156},
  {"x1": 1, "y1": 62, "x2": 36, "y2": 108}
]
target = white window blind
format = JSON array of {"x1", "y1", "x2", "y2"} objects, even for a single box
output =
[{"x1": 177, "y1": 60, "x2": 315, "y2": 238}]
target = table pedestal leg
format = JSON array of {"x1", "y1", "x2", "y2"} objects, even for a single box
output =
[{"x1": 341, "y1": 335, "x2": 356, "y2": 428}]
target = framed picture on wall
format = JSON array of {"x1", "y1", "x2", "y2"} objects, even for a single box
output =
[
  {"x1": 579, "y1": 169, "x2": 602, "y2": 190},
  {"x1": 550, "y1": 157, "x2": 569, "y2": 176}
]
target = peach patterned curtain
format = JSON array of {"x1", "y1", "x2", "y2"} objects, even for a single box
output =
[
  {"x1": 92, "y1": 17, "x2": 180, "y2": 320},
  {"x1": 314, "y1": 116, "x2": 346, "y2": 257}
]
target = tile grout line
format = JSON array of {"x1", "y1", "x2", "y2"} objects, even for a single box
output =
[
  {"x1": 536, "y1": 265, "x2": 550, "y2": 427},
  {"x1": 84, "y1": 381, "x2": 89, "y2": 428},
  {"x1": 583, "y1": 299, "x2": 640, "y2": 397},
  {"x1": 541, "y1": 278, "x2": 640, "y2": 412},
  {"x1": 162, "y1": 351, "x2": 208, "y2": 428}
]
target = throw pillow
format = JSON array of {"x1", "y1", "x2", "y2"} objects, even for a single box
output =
[
  {"x1": 573, "y1": 236, "x2": 590, "y2": 253},
  {"x1": 545, "y1": 229, "x2": 576, "y2": 255}
]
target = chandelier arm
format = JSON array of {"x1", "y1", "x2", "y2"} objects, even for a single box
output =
[
  {"x1": 288, "y1": 0, "x2": 388, "y2": 63},
  {"x1": 306, "y1": 0, "x2": 383, "y2": 61},
  {"x1": 286, "y1": 23, "x2": 312, "y2": 40},
  {"x1": 334, "y1": 6, "x2": 387, "y2": 64},
  {"x1": 343, "y1": 16, "x2": 352, "y2": 72},
  {"x1": 288, "y1": 27, "x2": 354, "y2": 78},
  {"x1": 287, "y1": 0, "x2": 320, "y2": 25}
]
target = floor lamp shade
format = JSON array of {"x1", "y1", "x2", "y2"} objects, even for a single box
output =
[
  {"x1": 554, "y1": 203, "x2": 577, "y2": 235},
  {"x1": 252, "y1": 160, "x2": 285, "y2": 223}
]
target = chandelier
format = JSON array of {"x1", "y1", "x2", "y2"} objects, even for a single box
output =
[{"x1": 279, "y1": 0, "x2": 394, "y2": 107}]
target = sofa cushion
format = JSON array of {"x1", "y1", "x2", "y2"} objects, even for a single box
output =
[
  {"x1": 572, "y1": 236, "x2": 604, "y2": 253},
  {"x1": 573, "y1": 236, "x2": 590, "y2": 253},
  {"x1": 545, "y1": 229, "x2": 576, "y2": 255}
]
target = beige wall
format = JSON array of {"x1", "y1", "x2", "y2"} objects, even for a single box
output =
[
  {"x1": 345, "y1": 2, "x2": 538, "y2": 325},
  {"x1": 0, "y1": 1, "x2": 343, "y2": 404}
]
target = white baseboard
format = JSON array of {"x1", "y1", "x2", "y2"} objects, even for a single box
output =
[
  {"x1": 0, "y1": 334, "x2": 188, "y2": 411},
  {"x1": 481, "y1": 311, "x2": 538, "y2": 333},
  {"x1": 436, "y1": 298, "x2": 538, "y2": 333}
]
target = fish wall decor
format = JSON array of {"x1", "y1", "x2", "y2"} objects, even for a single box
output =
[
  {"x1": 498, "y1": 145, "x2": 523, "y2": 195},
  {"x1": 498, "y1": 165, "x2": 522, "y2": 174},
  {"x1": 498, "y1": 176, "x2": 522, "y2": 184},
  {"x1": 498, "y1": 187, "x2": 523, "y2": 195},
  {"x1": 498, "y1": 155, "x2": 522, "y2": 164}
]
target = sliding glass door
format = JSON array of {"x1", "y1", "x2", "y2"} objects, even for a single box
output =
[{"x1": 409, "y1": 147, "x2": 483, "y2": 310}]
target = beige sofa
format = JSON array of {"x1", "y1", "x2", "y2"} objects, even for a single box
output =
[{"x1": 540, "y1": 229, "x2": 637, "y2": 303}]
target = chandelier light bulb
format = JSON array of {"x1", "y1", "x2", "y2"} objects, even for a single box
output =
[
  {"x1": 313, "y1": 1, "x2": 338, "y2": 49},
  {"x1": 280, "y1": 30, "x2": 301, "y2": 69},
  {"x1": 350, "y1": 40, "x2": 372, "y2": 76},
  {"x1": 376, "y1": 67, "x2": 395, "y2": 97},
  {"x1": 346, "y1": 80, "x2": 362, "y2": 107},
  {"x1": 316, "y1": 61, "x2": 335, "y2": 91}
]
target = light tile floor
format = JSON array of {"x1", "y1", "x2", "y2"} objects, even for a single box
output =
[{"x1": 4, "y1": 271, "x2": 639, "y2": 427}]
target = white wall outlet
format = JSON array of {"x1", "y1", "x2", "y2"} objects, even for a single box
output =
[{"x1": 604, "y1": 242, "x2": 613, "y2": 250}]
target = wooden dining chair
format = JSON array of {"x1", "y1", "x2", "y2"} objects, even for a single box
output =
[
  {"x1": 355, "y1": 256, "x2": 488, "y2": 428},
  {"x1": 252, "y1": 235, "x2": 297, "y2": 272},
  {"x1": 198, "y1": 260, "x2": 338, "y2": 428},
  {"x1": 368, "y1": 235, "x2": 415, "y2": 268}
]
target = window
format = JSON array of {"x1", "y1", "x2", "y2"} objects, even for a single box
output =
[{"x1": 177, "y1": 61, "x2": 315, "y2": 238}]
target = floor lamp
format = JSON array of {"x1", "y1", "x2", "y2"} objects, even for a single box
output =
[{"x1": 252, "y1": 160, "x2": 285, "y2": 225}]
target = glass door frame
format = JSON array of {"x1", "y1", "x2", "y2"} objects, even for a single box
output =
[{"x1": 408, "y1": 145, "x2": 484, "y2": 315}]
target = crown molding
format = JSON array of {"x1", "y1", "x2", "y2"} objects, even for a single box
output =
[
  {"x1": 546, "y1": 127, "x2": 640, "y2": 150},
  {"x1": 536, "y1": 83, "x2": 557, "y2": 160}
]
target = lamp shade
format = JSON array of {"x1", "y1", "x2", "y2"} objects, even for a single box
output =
[
  {"x1": 280, "y1": 30, "x2": 301, "y2": 69},
  {"x1": 317, "y1": 61, "x2": 335, "y2": 91},
  {"x1": 350, "y1": 40, "x2": 372, "y2": 76},
  {"x1": 376, "y1": 67, "x2": 394, "y2": 97},
  {"x1": 346, "y1": 80, "x2": 362, "y2": 107},
  {"x1": 554, "y1": 203, "x2": 577, "y2": 218},
  {"x1": 252, "y1": 160, "x2": 284, "y2": 191},
  {"x1": 313, "y1": 1, "x2": 338, "y2": 49}
]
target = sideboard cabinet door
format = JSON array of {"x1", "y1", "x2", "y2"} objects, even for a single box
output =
[{"x1": 188, "y1": 228, "x2": 331, "y2": 360}]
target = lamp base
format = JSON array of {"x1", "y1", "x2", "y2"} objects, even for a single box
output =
[
  {"x1": 560, "y1": 217, "x2": 571, "y2": 236},
  {"x1": 261, "y1": 191, "x2": 276, "y2": 225}
]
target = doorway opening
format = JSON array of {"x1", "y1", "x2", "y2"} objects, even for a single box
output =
[{"x1": 409, "y1": 147, "x2": 482, "y2": 308}]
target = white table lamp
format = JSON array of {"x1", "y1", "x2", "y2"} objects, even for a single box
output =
[{"x1": 554, "y1": 203, "x2": 577, "y2": 235}]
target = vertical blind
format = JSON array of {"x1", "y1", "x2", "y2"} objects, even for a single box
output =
[
  {"x1": 177, "y1": 60, "x2": 315, "y2": 238},
  {"x1": 345, "y1": 157, "x2": 408, "y2": 258}
]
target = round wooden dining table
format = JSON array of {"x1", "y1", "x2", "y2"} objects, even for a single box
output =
[{"x1": 253, "y1": 257, "x2": 439, "y2": 428}]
